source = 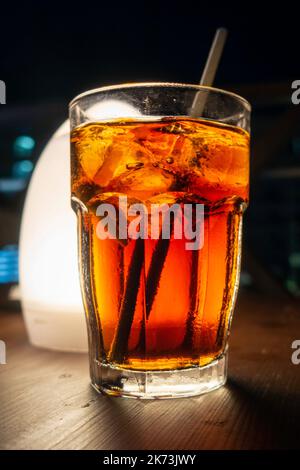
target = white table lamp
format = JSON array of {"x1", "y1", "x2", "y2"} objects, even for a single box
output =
[
  {"x1": 19, "y1": 99, "x2": 141, "y2": 351},
  {"x1": 19, "y1": 121, "x2": 88, "y2": 351}
]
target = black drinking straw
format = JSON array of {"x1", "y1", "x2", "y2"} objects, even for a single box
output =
[{"x1": 108, "y1": 238, "x2": 144, "y2": 363}]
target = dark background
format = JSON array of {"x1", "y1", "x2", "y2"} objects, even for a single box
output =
[
  {"x1": 1, "y1": 4, "x2": 300, "y2": 452},
  {"x1": 0, "y1": 1, "x2": 300, "y2": 303},
  {"x1": 1, "y1": 2, "x2": 299, "y2": 104}
]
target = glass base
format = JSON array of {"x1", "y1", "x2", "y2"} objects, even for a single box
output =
[{"x1": 91, "y1": 350, "x2": 228, "y2": 399}]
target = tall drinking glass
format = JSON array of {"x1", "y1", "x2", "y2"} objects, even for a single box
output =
[{"x1": 70, "y1": 83, "x2": 250, "y2": 398}]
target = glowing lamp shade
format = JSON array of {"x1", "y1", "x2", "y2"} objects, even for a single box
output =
[
  {"x1": 19, "y1": 98, "x2": 142, "y2": 351},
  {"x1": 19, "y1": 121, "x2": 87, "y2": 352}
]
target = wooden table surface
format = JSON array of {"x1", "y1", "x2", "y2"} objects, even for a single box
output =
[{"x1": 1, "y1": 291, "x2": 300, "y2": 450}]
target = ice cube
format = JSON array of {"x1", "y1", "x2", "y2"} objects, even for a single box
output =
[
  {"x1": 93, "y1": 139, "x2": 153, "y2": 187},
  {"x1": 107, "y1": 162, "x2": 176, "y2": 197}
]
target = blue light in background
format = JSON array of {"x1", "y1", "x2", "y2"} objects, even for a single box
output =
[
  {"x1": 12, "y1": 160, "x2": 34, "y2": 178},
  {"x1": 0, "y1": 245, "x2": 19, "y2": 284},
  {"x1": 0, "y1": 178, "x2": 27, "y2": 193},
  {"x1": 13, "y1": 135, "x2": 35, "y2": 158}
]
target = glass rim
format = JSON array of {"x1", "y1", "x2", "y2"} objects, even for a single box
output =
[{"x1": 69, "y1": 81, "x2": 251, "y2": 112}]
